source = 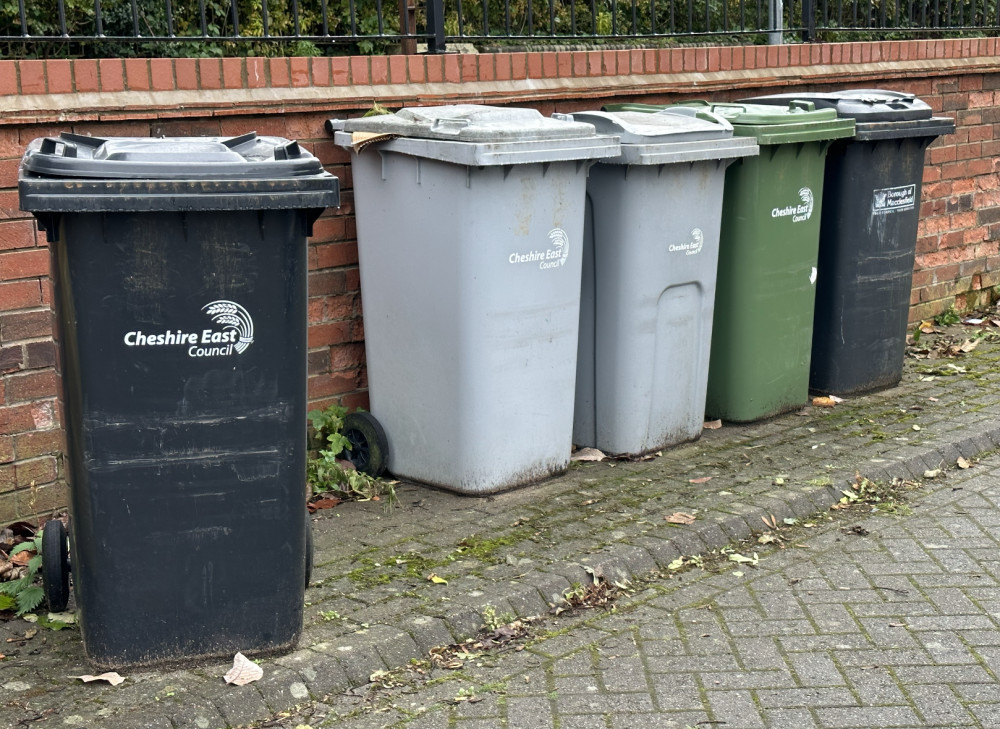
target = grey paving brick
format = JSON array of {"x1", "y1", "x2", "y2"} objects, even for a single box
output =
[
  {"x1": 705, "y1": 690, "x2": 765, "y2": 728},
  {"x1": 815, "y1": 705, "x2": 920, "y2": 727}
]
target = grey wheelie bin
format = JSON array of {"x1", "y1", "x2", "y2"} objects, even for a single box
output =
[
  {"x1": 564, "y1": 109, "x2": 758, "y2": 456},
  {"x1": 327, "y1": 105, "x2": 618, "y2": 494},
  {"x1": 743, "y1": 90, "x2": 955, "y2": 395},
  {"x1": 18, "y1": 132, "x2": 338, "y2": 669}
]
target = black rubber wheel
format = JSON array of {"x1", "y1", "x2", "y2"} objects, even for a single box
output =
[
  {"x1": 42, "y1": 519, "x2": 70, "y2": 612},
  {"x1": 342, "y1": 411, "x2": 388, "y2": 477},
  {"x1": 305, "y1": 511, "x2": 314, "y2": 589}
]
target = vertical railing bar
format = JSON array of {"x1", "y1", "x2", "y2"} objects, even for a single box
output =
[
  {"x1": 18, "y1": 0, "x2": 28, "y2": 36},
  {"x1": 612, "y1": 0, "x2": 619, "y2": 34},
  {"x1": 590, "y1": 0, "x2": 596, "y2": 34},
  {"x1": 94, "y1": 0, "x2": 104, "y2": 36},
  {"x1": 571, "y1": 0, "x2": 576, "y2": 35},
  {"x1": 687, "y1": 0, "x2": 692, "y2": 32},
  {"x1": 527, "y1": 0, "x2": 534, "y2": 35},
  {"x1": 505, "y1": 0, "x2": 512, "y2": 35},
  {"x1": 321, "y1": 0, "x2": 329, "y2": 34},
  {"x1": 722, "y1": 0, "x2": 727, "y2": 32},
  {"x1": 633, "y1": 0, "x2": 639, "y2": 34},
  {"x1": 57, "y1": 0, "x2": 68, "y2": 35},
  {"x1": 375, "y1": 0, "x2": 383, "y2": 36},
  {"x1": 739, "y1": 0, "x2": 745, "y2": 31},
  {"x1": 457, "y1": 0, "x2": 466, "y2": 37},
  {"x1": 230, "y1": 0, "x2": 240, "y2": 36},
  {"x1": 349, "y1": 0, "x2": 357, "y2": 35},
  {"x1": 262, "y1": 0, "x2": 270, "y2": 36},
  {"x1": 482, "y1": 0, "x2": 489, "y2": 37},
  {"x1": 651, "y1": 0, "x2": 656, "y2": 33},
  {"x1": 165, "y1": 0, "x2": 175, "y2": 36},
  {"x1": 880, "y1": 0, "x2": 886, "y2": 27},
  {"x1": 198, "y1": 0, "x2": 208, "y2": 35},
  {"x1": 426, "y1": 0, "x2": 446, "y2": 50},
  {"x1": 130, "y1": 0, "x2": 140, "y2": 35},
  {"x1": 549, "y1": 0, "x2": 556, "y2": 36},
  {"x1": 292, "y1": 0, "x2": 301, "y2": 35}
]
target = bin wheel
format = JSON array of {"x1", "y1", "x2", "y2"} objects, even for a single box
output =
[
  {"x1": 42, "y1": 519, "x2": 70, "y2": 612},
  {"x1": 342, "y1": 412, "x2": 388, "y2": 477},
  {"x1": 305, "y1": 512, "x2": 314, "y2": 589}
]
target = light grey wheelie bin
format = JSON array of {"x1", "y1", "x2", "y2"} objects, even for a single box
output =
[
  {"x1": 327, "y1": 105, "x2": 618, "y2": 494},
  {"x1": 565, "y1": 109, "x2": 758, "y2": 456}
]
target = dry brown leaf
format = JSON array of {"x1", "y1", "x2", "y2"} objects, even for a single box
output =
[
  {"x1": 761, "y1": 514, "x2": 778, "y2": 530},
  {"x1": 703, "y1": 420, "x2": 723, "y2": 430},
  {"x1": 223, "y1": 653, "x2": 263, "y2": 686},
  {"x1": 10, "y1": 551, "x2": 33, "y2": 566},
  {"x1": 665, "y1": 512, "x2": 696, "y2": 525},
  {"x1": 74, "y1": 673, "x2": 125, "y2": 686},
  {"x1": 957, "y1": 457, "x2": 972, "y2": 469},
  {"x1": 689, "y1": 476, "x2": 712, "y2": 484},
  {"x1": 959, "y1": 339, "x2": 979, "y2": 353},
  {"x1": 571, "y1": 447, "x2": 607, "y2": 462},
  {"x1": 307, "y1": 497, "x2": 342, "y2": 513},
  {"x1": 811, "y1": 396, "x2": 837, "y2": 408}
]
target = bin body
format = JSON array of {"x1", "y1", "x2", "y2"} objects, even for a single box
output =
[
  {"x1": 567, "y1": 110, "x2": 757, "y2": 455},
  {"x1": 330, "y1": 105, "x2": 617, "y2": 494},
  {"x1": 744, "y1": 90, "x2": 955, "y2": 395},
  {"x1": 19, "y1": 133, "x2": 338, "y2": 668}
]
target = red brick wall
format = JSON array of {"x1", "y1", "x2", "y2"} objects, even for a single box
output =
[{"x1": 2, "y1": 38, "x2": 998, "y2": 522}]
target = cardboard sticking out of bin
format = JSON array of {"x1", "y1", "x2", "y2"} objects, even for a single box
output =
[{"x1": 350, "y1": 132, "x2": 401, "y2": 153}]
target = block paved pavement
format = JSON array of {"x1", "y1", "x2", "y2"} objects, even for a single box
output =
[{"x1": 274, "y1": 451, "x2": 1000, "y2": 728}]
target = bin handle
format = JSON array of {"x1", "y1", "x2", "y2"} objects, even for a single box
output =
[
  {"x1": 274, "y1": 141, "x2": 302, "y2": 160},
  {"x1": 222, "y1": 132, "x2": 258, "y2": 149},
  {"x1": 431, "y1": 118, "x2": 472, "y2": 134},
  {"x1": 788, "y1": 100, "x2": 817, "y2": 112},
  {"x1": 39, "y1": 138, "x2": 78, "y2": 158}
]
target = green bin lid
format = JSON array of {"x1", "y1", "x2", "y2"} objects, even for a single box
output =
[{"x1": 604, "y1": 101, "x2": 855, "y2": 145}]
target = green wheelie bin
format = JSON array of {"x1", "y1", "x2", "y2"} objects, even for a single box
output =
[{"x1": 607, "y1": 101, "x2": 854, "y2": 421}]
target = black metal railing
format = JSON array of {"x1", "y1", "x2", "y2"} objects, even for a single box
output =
[{"x1": 0, "y1": 0, "x2": 997, "y2": 56}]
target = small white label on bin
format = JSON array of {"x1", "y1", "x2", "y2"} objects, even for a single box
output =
[
  {"x1": 872, "y1": 184, "x2": 916, "y2": 215},
  {"x1": 122, "y1": 299, "x2": 255, "y2": 358},
  {"x1": 771, "y1": 187, "x2": 814, "y2": 223},
  {"x1": 668, "y1": 228, "x2": 705, "y2": 256},
  {"x1": 508, "y1": 228, "x2": 570, "y2": 270}
]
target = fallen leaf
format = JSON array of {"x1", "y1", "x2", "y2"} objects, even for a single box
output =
[
  {"x1": 703, "y1": 420, "x2": 722, "y2": 430},
  {"x1": 223, "y1": 653, "x2": 263, "y2": 686},
  {"x1": 957, "y1": 457, "x2": 972, "y2": 469},
  {"x1": 667, "y1": 557, "x2": 686, "y2": 570},
  {"x1": 10, "y1": 551, "x2": 33, "y2": 566},
  {"x1": 959, "y1": 339, "x2": 979, "y2": 353},
  {"x1": 732, "y1": 571, "x2": 744, "y2": 577},
  {"x1": 888, "y1": 622, "x2": 907, "y2": 628},
  {"x1": 571, "y1": 447, "x2": 606, "y2": 462},
  {"x1": 728, "y1": 553, "x2": 758, "y2": 565},
  {"x1": 928, "y1": 397, "x2": 939, "y2": 402},
  {"x1": 761, "y1": 514, "x2": 778, "y2": 530},
  {"x1": 912, "y1": 425, "x2": 921, "y2": 431},
  {"x1": 923, "y1": 469, "x2": 942, "y2": 479},
  {"x1": 783, "y1": 518, "x2": 799, "y2": 526},
  {"x1": 74, "y1": 673, "x2": 125, "y2": 686},
  {"x1": 307, "y1": 497, "x2": 342, "y2": 513},
  {"x1": 666, "y1": 512, "x2": 696, "y2": 525},
  {"x1": 427, "y1": 573, "x2": 448, "y2": 585},
  {"x1": 758, "y1": 534, "x2": 779, "y2": 545},
  {"x1": 46, "y1": 612, "x2": 76, "y2": 624},
  {"x1": 811, "y1": 396, "x2": 837, "y2": 408},
  {"x1": 689, "y1": 476, "x2": 712, "y2": 484}
]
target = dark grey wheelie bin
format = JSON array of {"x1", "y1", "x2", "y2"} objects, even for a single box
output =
[
  {"x1": 18, "y1": 132, "x2": 339, "y2": 669},
  {"x1": 743, "y1": 90, "x2": 955, "y2": 395}
]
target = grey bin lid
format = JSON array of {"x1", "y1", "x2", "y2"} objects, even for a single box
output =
[
  {"x1": 331, "y1": 104, "x2": 598, "y2": 142},
  {"x1": 19, "y1": 132, "x2": 339, "y2": 214},
  {"x1": 20, "y1": 131, "x2": 327, "y2": 179},
  {"x1": 565, "y1": 109, "x2": 758, "y2": 166},
  {"x1": 328, "y1": 104, "x2": 621, "y2": 166}
]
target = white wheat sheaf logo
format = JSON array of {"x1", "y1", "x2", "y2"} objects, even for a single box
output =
[
  {"x1": 203, "y1": 300, "x2": 254, "y2": 354},
  {"x1": 549, "y1": 228, "x2": 569, "y2": 266},
  {"x1": 798, "y1": 187, "x2": 814, "y2": 219}
]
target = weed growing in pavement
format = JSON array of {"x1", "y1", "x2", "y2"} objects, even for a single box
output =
[
  {"x1": 307, "y1": 405, "x2": 397, "y2": 508},
  {"x1": 0, "y1": 529, "x2": 44, "y2": 615}
]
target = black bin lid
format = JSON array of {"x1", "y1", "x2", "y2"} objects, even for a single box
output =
[
  {"x1": 21, "y1": 132, "x2": 326, "y2": 180},
  {"x1": 743, "y1": 89, "x2": 933, "y2": 122},
  {"x1": 19, "y1": 132, "x2": 340, "y2": 215}
]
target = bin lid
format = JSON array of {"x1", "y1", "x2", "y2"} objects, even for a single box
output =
[
  {"x1": 741, "y1": 90, "x2": 957, "y2": 141},
  {"x1": 328, "y1": 105, "x2": 619, "y2": 166},
  {"x1": 19, "y1": 132, "x2": 339, "y2": 214},
  {"x1": 331, "y1": 104, "x2": 598, "y2": 142},
  {"x1": 19, "y1": 132, "x2": 327, "y2": 180},
  {"x1": 604, "y1": 101, "x2": 855, "y2": 146},
  {"x1": 563, "y1": 109, "x2": 758, "y2": 165}
]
